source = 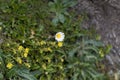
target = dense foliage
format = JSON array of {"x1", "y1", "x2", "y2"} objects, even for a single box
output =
[{"x1": 0, "y1": 0, "x2": 111, "y2": 80}]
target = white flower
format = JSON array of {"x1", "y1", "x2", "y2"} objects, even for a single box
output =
[{"x1": 55, "y1": 32, "x2": 65, "y2": 41}]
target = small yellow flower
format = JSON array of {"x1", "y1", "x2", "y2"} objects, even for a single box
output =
[
  {"x1": 40, "y1": 40, "x2": 46, "y2": 45},
  {"x1": 23, "y1": 48, "x2": 29, "y2": 57},
  {"x1": 24, "y1": 52, "x2": 28, "y2": 57},
  {"x1": 58, "y1": 42, "x2": 63, "y2": 47},
  {"x1": 47, "y1": 47, "x2": 52, "y2": 52},
  {"x1": 18, "y1": 46, "x2": 23, "y2": 51},
  {"x1": 25, "y1": 48, "x2": 29, "y2": 53},
  {"x1": 55, "y1": 32, "x2": 65, "y2": 42},
  {"x1": 16, "y1": 57, "x2": 22, "y2": 64},
  {"x1": 25, "y1": 63, "x2": 30, "y2": 68},
  {"x1": 6, "y1": 62, "x2": 13, "y2": 69}
]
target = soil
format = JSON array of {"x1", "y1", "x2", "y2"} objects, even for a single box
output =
[{"x1": 76, "y1": 0, "x2": 120, "y2": 73}]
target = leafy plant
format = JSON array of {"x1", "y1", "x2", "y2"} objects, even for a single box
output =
[
  {"x1": 0, "y1": 0, "x2": 111, "y2": 80},
  {"x1": 48, "y1": 0, "x2": 77, "y2": 26}
]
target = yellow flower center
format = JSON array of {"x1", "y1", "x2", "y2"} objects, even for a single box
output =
[{"x1": 56, "y1": 33, "x2": 61, "y2": 39}]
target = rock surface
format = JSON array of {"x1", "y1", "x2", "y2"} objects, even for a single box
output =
[{"x1": 76, "y1": 0, "x2": 120, "y2": 72}]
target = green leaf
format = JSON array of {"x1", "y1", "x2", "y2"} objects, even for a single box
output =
[
  {"x1": 58, "y1": 14, "x2": 65, "y2": 23},
  {"x1": 38, "y1": 24, "x2": 44, "y2": 33},
  {"x1": 0, "y1": 50, "x2": 5, "y2": 71},
  {"x1": 63, "y1": 0, "x2": 77, "y2": 7},
  {"x1": 64, "y1": 11, "x2": 69, "y2": 16},
  {"x1": 84, "y1": 46, "x2": 99, "y2": 53},
  {"x1": 81, "y1": 70, "x2": 86, "y2": 80},
  {"x1": 48, "y1": 2, "x2": 54, "y2": 7},
  {"x1": 105, "y1": 44, "x2": 112, "y2": 53},
  {"x1": 0, "y1": 22, "x2": 3, "y2": 25},
  {"x1": 68, "y1": 47, "x2": 79, "y2": 57},
  {"x1": 31, "y1": 70, "x2": 41, "y2": 76},
  {"x1": 54, "y1": 0, "x2": 58, "y2": 3},
  {"x1": 48, "y1": 2, "x2": 56, "y2": 12},
  {"x1": 17, "y1": 68, "x2": 37, "y2": 80},
  {"x1": 72, "y1": 73, "x2": 79, "y2": 80},
  {"x1": 52, "y1": 17, "x2": 59, "y2": 26},
  {"x1": 88, "y1": 55, "x2": 97, "y2": 60},
  {"x1": 66, "y1": 33, "x2": 84, "y2": 39},
  {"x1": 0, "y1": 73, "x2": 4, "y2": 80},
  {"x1": 6, "y1": 67, "x2": 17, "y2": 78},
  {"x1": 85, "y1": 40, "x2": 104, "y2": 47}
]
